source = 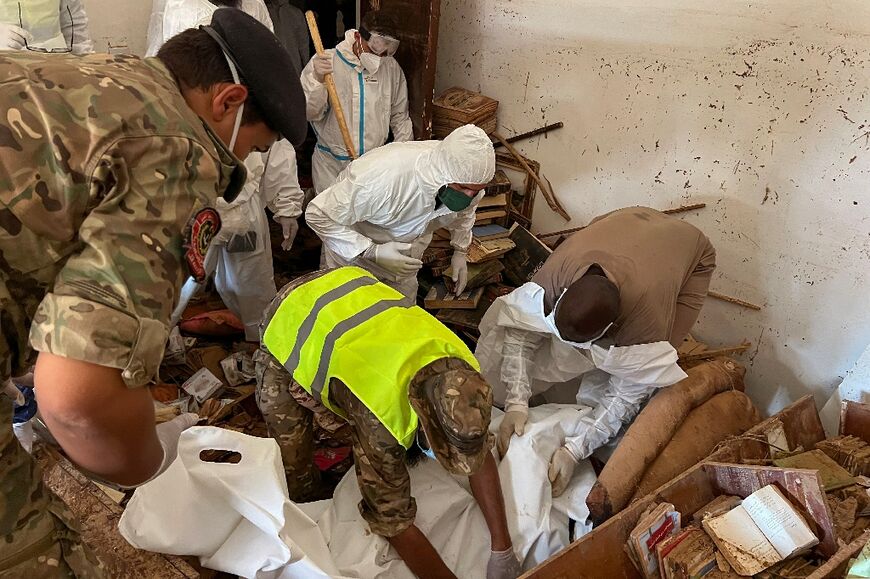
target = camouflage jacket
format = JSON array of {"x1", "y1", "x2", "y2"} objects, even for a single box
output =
[{"x1": 0, "y1": 52, "x2": 243, "y2": 386}]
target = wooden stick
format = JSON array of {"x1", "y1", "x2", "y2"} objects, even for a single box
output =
[
  {"x1": 679, "y1": 341, "x2": 752, "y2": 362},
  {"x1": 661, "y1": 202, "x2": 706, "y2": 215},
  {"x1": 536, "y1": 203, "x2": 709, "y2": 239},
  {"x1": 492, "y1": 132, "x2": 570, "y2": 221},
  {"x1": 708, "y1": 290, "x2": 763, "y2": 310},
  {"x1": 492, "y1": 122, "x2": 564, "y2": 148},
  {"x1": 305, "y1": 11, "x2": 357, "y2": 160}
]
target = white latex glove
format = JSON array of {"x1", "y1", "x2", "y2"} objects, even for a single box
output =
[
  {"x1": 450, "y1": 251, "x2": 468, "y2": 296},
  {"x1": 487, "y1": 547, "x2": 522, "y2": 579},
  {"x1": 276, "y1": 216, "x2": 299, "y2": 251},
  {"x1": 497, "y1": 409, "x2": 528, "y2": 458},
  {"x1": 548, "y1": 445, "x2": 579, "y2": 497},
  {"x1": 0, "y1": 23, "x2": 32, "y2": 50},
  {"x1": 212, "y1": 198, "x2": 248, "y2": 245},
  {"x1": 363, "y1": 241, "x2": 423, "y2": 276},
  {"x1": 312, "y1": 53, "x2": 333, "y2": 83},
  {"x1": 155, "y1": 413, "x2": 199, "y2": 475}
]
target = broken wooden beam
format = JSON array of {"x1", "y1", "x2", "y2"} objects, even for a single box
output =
[
  {"x1": 491, "y1": 132, "x2": 571, "y2": 221},
  {"x1": 678, "y1": 341, "x2": 752, "y2": 362},
  {"x1": 537, "y1": 203, "x2": 708, "y2": 240},
  {"x1": 661, "y1": 202, "x2": 707, "y2": 215},
  {"x1": 708, "y1": 290, "x2": 763, "y2": 311},
  {"x1": 492, "y1": 122, "x2": 564, "y2": 148}
]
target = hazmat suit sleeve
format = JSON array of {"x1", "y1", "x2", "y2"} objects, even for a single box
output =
[
  {"x1": 61, "y1": 0, "x2": 94, "y2": 54},
  {"x1": 502, "y1": 328, "x2": 546, "y2": 411},
  {"x1": 669, "y1": 238, "x2": 716, "y2": 347},
  {"x1": 305, "y1": 176, "x2": 379, "y2": 260},
  {"x1": 301, "y1": 52, "x2": 331, "y2": 122},
  {"x1": 447, "y1": 192, "x2": 484, "y2": 251},
  {"x1": 389, "y1": 65, "x2": 414, "y2": 142},
  {"x1": 562, "y1": 343, "x2": 687, "y2": 461},
  {"x1": 263, "y1": 140, "x2": 305, "y2": 219}
]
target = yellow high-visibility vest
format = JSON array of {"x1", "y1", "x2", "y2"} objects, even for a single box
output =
[{"x1": 262, "y1": 267, "x2": 480, "y2": 448}]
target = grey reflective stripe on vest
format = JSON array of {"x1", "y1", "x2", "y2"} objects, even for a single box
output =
[
  {"x1": 283, "y1": 275, "x2": 379, "y2": 375},
  {"x1": 309, "y1": 297, "x2": 407, "y2": 401}
]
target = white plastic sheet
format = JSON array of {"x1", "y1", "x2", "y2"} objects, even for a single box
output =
[
  {"x1": 119, "y1": 426, "x2": 343, "y2": 579},
  {"x1": 298, "y1": 405, "x2": 597, "y2": 578},
  {"x1": 120, "y1": 407, "x2": 595, "y2": 578}
]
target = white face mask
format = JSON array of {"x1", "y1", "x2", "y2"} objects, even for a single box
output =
[
  {"x1": 219, "y1": 49, "x2": 245, "y2": 154},
  {"x1": 543, "y1": 288, "x2": 613, "y2": 349},
  {"x1": 360, "y1": 52, "x2": 381, "y2": 74}
]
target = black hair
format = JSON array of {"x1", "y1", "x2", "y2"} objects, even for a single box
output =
[
  {"x1": 156, "y1": 28, "x2": 263, "y2": 125},
  {"x1": 359, "y1": 10, "x2": 399, "y2": 40}
]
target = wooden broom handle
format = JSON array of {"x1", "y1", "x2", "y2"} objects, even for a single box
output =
[{"x1": 305, "y1": 11, "x2": 358, "y2": 160}]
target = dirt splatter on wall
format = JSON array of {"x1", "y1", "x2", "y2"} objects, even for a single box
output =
[{"x1": 436, "y1": 0, "x2": 870, "y2": 414}]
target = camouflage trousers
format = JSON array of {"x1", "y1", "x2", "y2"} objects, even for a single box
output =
[
  {"x1": 0, "y1": 393, "x2": 104, "y2": 578},
  {"x1": 255, "y1": 350, "x2": 417, "y2": 536}
]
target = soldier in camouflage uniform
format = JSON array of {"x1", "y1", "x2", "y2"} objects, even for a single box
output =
[
  {"x1": 256, "y1": 269, "x2": 522, "y2": 579},
  {"x1": 0, "y1": 9, "x2": 305, "y2": 576}
]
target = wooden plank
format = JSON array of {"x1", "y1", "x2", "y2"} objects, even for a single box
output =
[
  {"x1": 661, "y1": 202, "x2": 707, "y2": 215},
  {"x1": 702, "y1": 462, "x2": 837, "y2": 556},
  {"x1": 36, "y1": 446, "x2": 198, "y2": 578},
  {"x1": 806, "y1": 529, "x2": 870, "y2": 578},
  {"x1": 678, "y1": 341, "x2": 751, "y2": 362},
  {"x1": 708, "y1": 290, "x2": 763, "y2": 310},
  {"x1": 840, "y1": 400, "x2": 870, "y2": 443},
  {"x1": 492, "y1": 132, "x2": 571, "y2": 221}
]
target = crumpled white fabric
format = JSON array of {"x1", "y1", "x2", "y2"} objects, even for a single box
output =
[
  {"x1": 146, "y1": 0, "x2": 273, "y2": 56},
  {"x1": 477, "y1": 282, "x2": 687, "y2": 459},
  {"x1": 306, "y1": 124, "x2": 495, "y2": 261},
  {"x1": 294, "y1": 405, "x2": 597, "y2": 578}
]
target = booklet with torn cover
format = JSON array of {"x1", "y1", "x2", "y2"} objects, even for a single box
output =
[{"x1": 702, "y1": 485, "x2": 818, "y2": 576}]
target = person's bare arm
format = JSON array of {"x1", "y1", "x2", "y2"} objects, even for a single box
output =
[
  {"x1": 33, "y1": 352, "x2": 163, "y2": 486},
  {"x1": 469, "y1": 452, "x2": 512, "y2": 552},
  {"x1": 388, "y1": 524, "x2": 457, "y2": 579}
]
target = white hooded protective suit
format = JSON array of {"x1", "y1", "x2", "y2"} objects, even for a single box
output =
[
  {"x1": 212, "y1": 140, "x2": 304, "y2": 340},
  {"x1": 0, "y1": 0, "x2": 94, "y2": 53},
  {"x1": 476, "y1": 282, "x2": 688, "y2": 461},
  {"x1": 301, "y1": 29, "x2": 414, "y2": 193},
  {"x1": 305, "y1": 124, "x2": 495, "y2": 302}
]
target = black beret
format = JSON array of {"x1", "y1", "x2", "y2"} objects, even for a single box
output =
[{"x1": 202, "y1": 8, "x2": 307, "y2": 146}]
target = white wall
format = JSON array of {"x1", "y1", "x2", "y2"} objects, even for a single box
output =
[
  {"x1": 82, "y1": 0, "x2": 151, "y2": 54},
  {"x1": 436, "y1": 0, "x2": 870, "y2": 414}
]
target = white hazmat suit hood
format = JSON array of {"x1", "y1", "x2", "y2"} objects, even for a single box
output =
[{"x1": 415, "y1": 124, "x2": 496, "y2": 191}]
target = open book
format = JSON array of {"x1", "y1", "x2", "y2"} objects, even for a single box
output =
[{"x1": 701, "y1": 485, "x2": 818, "y2": 576}]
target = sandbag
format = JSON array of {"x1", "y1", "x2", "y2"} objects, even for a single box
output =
[
  {"x1": 630, "y1": 390, "x2": 760, "y2": 501},
  {"x1": 586, "y1": 357, "x2": 745, "y2": 524}
]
